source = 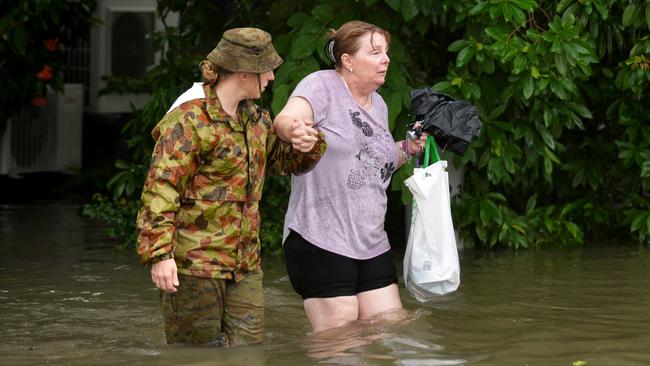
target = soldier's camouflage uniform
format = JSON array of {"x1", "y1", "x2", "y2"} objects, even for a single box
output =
[{"x1": 136, "y1": 83, "x2": 326, "y2": 345}]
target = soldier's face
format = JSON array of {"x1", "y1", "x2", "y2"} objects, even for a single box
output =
[
  {"x1": 258, "y1": 70, "x2": 275, "y2": 93},
  {"x1": 246, "y1": 70, "x2": 275, "y2": 99}
]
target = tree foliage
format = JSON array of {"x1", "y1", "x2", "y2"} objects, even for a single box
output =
[
  {"x1": 0, "y1": 0, "x2": 96, "y2": 133},
  {"x1": 92, "y1": 0, "x2": 650, "y2": 249}
]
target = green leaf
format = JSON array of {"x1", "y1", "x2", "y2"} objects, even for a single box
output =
[
  {"x1": 569, "y1": 103, "x2": 593, "y2": 119},
  {"x1": 115, "y1": 160, "x2": 129, "y2": 169},
  {"x1": 572, "y1": 169, "x2": 584, "y2": 188},
  {"x1": 387, "y1": 91, "x2": 403, "y2": 128},
  {"x1": 485, "y1": 192, "x2": 507, "y2": 202},
  {"x1": 646, "y1": 4, "x2": 650, "y2": 31},
  {"x1": 537, "y1": 124, "x2": 555, "y2": 149},
  {"x1": 365, "y1": 0, "x2": 380, "y2": 5},
  {"x1": 287, "y1": 12, "x2": 309, "y2": 28},
  {"x1": 274, "y1": 34, "x2": 291, "y2": 54},
  {"x1": 526, "y1": 194, "x2": 537, "y2": 214},
  {"x1": 433, "y1": 81, "x2": 451, "y2": 92},
  {"x1": 457, "y1": 46, "x2": 474, "y2": 67},
  {"x1": 543, "y1": 107, "x2": 554, "y2": 126},
  {"x1": 555, "y1": 53, "x2": 567, "y2": 75},
  {"x1": 311, "y1": 4, "x2": 335, "y2": 24},
  {"x1": 544, "y1": 157, "x2": 553, "y2": 176},
  {"x1": 489, "y1": 3, "x2": 501, "y2": 20},
  {"x1": 448, "y1": 39, "x2": 467, "y2": 52},
  {"x1": 550, "y1": 40, "x2": 562, "y2": 53},
  {"x1": 563, "y1": 42, "x2": 579, "y2": 61},
  {"x1": 512, "y1": 6, "x2": 527, "y2": 25},
  {"x1": 467, "y1": 81, "x2": 481, "y2": 99},
  {"x1": 468, "y1": 1, "x2": 488, "y2": 16},
  {"x1": 401, "y1": 0, "x2": 419, "y2": 21},
  {"x1": 565, "y1": 222, "x2": 580, "y2": 239},
  {"x1": 513, "y1": 56, "x2": 527, "y2": 74},
  {"x1": 107, "y1": 171, "x2": 127, "y2": 189},
  {"x1": 641, "y1": 161, "x2": 650, "y2": 178},
  {"x1": 493, "y1": 121, "x2": 514, "y2": 132},
  {"x1": 531, "y1": 66, "x2": 541, "y2": 79},
  {"x1": 559, "y1": 78, "x2": 576, "y2": 94},
  {"x1": 385, "y1": 0, "x2": 401, "y2": 12},
  {"x1": 544, "y1": 146, "x2": 561, "y2": 164},
  {"x1": 522, "y1": 75, "x2": 534, "y2": 99},
  {"x1": 623, "y1": 4, "x2": 638, "y2": 27},
  {"x1": 291, "y1": 34, "x2": 317, "y2": 59},
  {"x1": 556, "y1": 0, "x2": 573, "y2": 13},
  {"x1": 485, "y1": 26, "x2": 508, "y2": 40},
  {"x1": 550, "y1": 80, "x2": 568, "y2": 100},
  {"x1": 631, "y1": 212, "x2": 646, "y2": 231},
  {"x1": 271, "y1": 84, "x2": 290, "y2": 115},
  {"x1": 299, "y1": 17, "x2": 323, "y2": 35},
  {"x1": 489, "y1": 104, "x2": 507, "y2": 120},
  {"x1": 560, "y1": 203, "x2": 576, "y2": 218},
  {"x1": 503, "y1": 3, "x2": 514, "y2": 22},
  {"x1": 415, "y1": 16, "x2": 430, "y2": 34}
]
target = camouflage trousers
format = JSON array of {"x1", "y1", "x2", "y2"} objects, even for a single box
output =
[{"x1": 160, "y1": 271, "x2": 264, "y2": 346}]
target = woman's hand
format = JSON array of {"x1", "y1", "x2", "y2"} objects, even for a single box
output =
[
  {"x1": 407, "y1": 134, "x2": 427, "y2": 155},
  {"x1": 273, "y1": 96, "x2": 316, "y2": 144},
  {"x1": 289, "y1": 119, "x2": 319, "y2": 152}
]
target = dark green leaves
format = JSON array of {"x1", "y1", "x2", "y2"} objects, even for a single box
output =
[
  {"x1": 312, "y1": 4, "x2": 335, "y2": 23},
  {"x1": 401, "y1": 0, "x2": 419, "y2": 21},
  {"x1": 291, "y1": 34, "x2": 317, "y2": 59}
]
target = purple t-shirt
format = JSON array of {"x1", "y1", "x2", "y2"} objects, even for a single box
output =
[{"x1": 283, "y1": 70, "x2": 399, "y2": 259}]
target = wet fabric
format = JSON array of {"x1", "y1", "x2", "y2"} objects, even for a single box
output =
[
  {"x1": 161, "y1": 272, "x2": 264, "y2": 346},
  {"x1": 136, "y1": 83, "x2": 327, "y2": 281},
  {"x1": 283, "y1": 231, "x2": 398, "y2": 299}
]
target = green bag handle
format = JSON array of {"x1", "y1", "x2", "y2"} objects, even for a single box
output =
[{"x1": 422, "y1": 135, "x2": 440, "y2": 167}]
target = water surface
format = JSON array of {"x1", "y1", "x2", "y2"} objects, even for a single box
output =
[{"x1": 1, "y1": 203, "x2": 648, "y2": 365}]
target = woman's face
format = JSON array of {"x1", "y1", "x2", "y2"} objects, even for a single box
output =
[{"x1": 347, "y1": 32, "x2": 390, "y2": 88}]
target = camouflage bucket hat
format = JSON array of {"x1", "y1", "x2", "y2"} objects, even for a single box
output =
[{"x1": 207, "y1": 27, "x2": 283, "y2": 73}]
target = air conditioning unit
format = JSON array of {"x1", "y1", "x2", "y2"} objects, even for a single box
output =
[
  {"x1": 0, "y1": 84, "x2": 83, "y2": 175},
  {"x1": 87, "y1": 0, "x2": 178, "y2": 114}
]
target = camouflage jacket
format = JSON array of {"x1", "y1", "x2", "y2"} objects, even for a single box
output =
[{"x1": 136, "y1": 84, "x2": 326, "y2": 281}]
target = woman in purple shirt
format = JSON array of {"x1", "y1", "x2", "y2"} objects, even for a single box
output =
[{"x1": 274, "y1": 20, "x2": 425, "y2": 333}]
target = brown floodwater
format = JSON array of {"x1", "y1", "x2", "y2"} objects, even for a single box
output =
[{"x1": 1, "y1": 203, "x2": 649, "y2": 365}]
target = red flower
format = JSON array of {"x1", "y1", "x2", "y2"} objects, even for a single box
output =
[
  {"x1": 31, "y1": 96, "x2": 47, "y2": 107},
  {"x1": 36, "y1": 65, "x2": 53, "y2": 81},
  {"x1": 43, "y1": 38, "x2": 59, "y2": 51}
]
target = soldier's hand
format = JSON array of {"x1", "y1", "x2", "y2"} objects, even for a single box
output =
[{"x1": 151, "y1": 258, "x2": 179, "y2": 293}]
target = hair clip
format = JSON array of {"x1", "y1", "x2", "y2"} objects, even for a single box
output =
[{"x1": 324, "y1": 39, "x2": 336, "y2": 63}]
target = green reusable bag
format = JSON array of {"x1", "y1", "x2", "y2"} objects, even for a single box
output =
[{"x1": 422, "y1": 135, "x2": 440, "y2": 167}]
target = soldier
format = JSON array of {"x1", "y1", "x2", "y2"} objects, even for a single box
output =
[{"x1": 136, "y1": 28, "x2": 326, "y2": 346}]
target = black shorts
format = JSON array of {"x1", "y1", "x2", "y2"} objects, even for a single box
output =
[{"x1": 283, "y1": 230, "x2": 398, "y2": 299}]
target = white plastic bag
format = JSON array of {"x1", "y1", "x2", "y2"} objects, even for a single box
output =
[{"x1": 403, "y1": 160, "x2": 460, "y2": 301}]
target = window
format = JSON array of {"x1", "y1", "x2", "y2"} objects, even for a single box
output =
[{"x1": 110, "y1": 11, "x2": 155, "y2": 78}]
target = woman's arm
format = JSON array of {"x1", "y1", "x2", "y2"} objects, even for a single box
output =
[
  {"x1": 274, "y1": 96, "x2": 316, "y2": 142},
  {"x1": 266, "y1": 104, "x2": 327, "y2": 176}
]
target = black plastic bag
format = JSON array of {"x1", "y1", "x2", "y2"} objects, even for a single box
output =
[{"x1": 409, "y1": 87, "x2": 482, "y2": 156}]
